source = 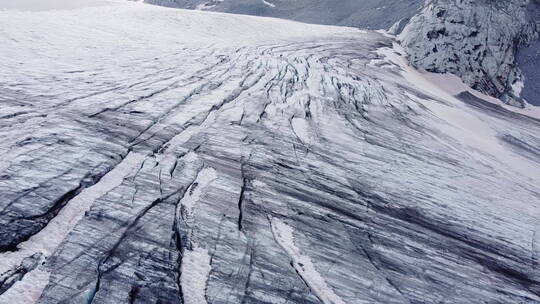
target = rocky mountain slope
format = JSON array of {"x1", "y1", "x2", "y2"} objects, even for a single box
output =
[
  {"x1": 145, "y1": 0, "x2": 424, "y2": 29},
  {"x1": 399, "y1": 0, "x2": 540, "y2": 107},
  {"x1": 1, "y1": 1, "x2": 540, "y2": 304},
  {"x1": 516, "y1": 1, "x2": 540, "y2": 106}
]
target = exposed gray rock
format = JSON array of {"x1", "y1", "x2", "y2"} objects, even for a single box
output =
[
  {"x1": 399, "y1": 0, "x2": 540, "y2": 107},
  {"x1": 516, "y1": 1, "x2": 540, "y2": 105},
  {"x1": 518, "y1": 40, "x2": 540, "y2": 105},
  {"x1": 387, "y1": 17, "x2": 410, "y2": 36}
]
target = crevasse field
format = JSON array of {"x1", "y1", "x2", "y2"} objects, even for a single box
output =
[{"x1": 1, "y1": 1, "x2": 540, "y2": 303}]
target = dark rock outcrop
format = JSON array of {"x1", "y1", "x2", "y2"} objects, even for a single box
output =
[{"x1": 399, "y1": 0, "x2": 540, "y2": 107}]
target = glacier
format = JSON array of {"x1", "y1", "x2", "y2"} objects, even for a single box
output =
[
  {"x1": 0, "y1": 1, "x2": 540, "y2": 304},
  {"x1": 144, "y1": 0, "x2": 540, "y2": 107}
]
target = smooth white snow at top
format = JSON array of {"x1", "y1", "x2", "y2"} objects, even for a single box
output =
[{"x1": 0, "y1": 0, "x2": 115, "y2": 11}]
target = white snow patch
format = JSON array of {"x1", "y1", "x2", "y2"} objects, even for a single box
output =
[
  {"x1": 511, "y1": 79, "x2": 524, "y2": 97},
  {"x1": 262, "y1": 0, "x2": 276, "y2": 8},
  {"x1": 377, "y1": 43, "x2": 540, "y2": 119},
  {"x1": 180, "y1": 246, "x2": 212, "y2": 304},
  {"x1": 252, "y1": 179, "x2": 268, "y2": 189},
  {"x1": 269, "y1": 217, "x2": 346, "y2": 304},
  {"x1": 0, "y1": 152, "x2": 146, "y2": 303},
  {"x1": 180, "y1": 167, "x2": 218, "y2": 219},
  {"x1": 0, "y1": 0, "x2": 114, "y2": 11},
  {"x1": 162, "y1": 83, "x2": 241, "y2": 154},
  {"x1": 377, "y1": 43, "x2": 540, "y2": 182},
  {"x1": 0, "y1": 268, "x2": 50, "y2": 304},
  {"x1": 291, "y1": 117, "x2": 314, "y2": 145}
]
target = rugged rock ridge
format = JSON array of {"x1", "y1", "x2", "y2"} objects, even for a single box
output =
[{"x1": 399, "y1": 0, "x2": 540, "y2": 107}]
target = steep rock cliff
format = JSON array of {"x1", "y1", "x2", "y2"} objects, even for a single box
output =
[{"x1": 399, "y1": 0, "x2": 539, "y2": 107}]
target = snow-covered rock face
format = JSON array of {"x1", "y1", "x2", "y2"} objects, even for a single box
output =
[
  {"x1": 399, "y1": 0, "x2": 539, "y2": 107},
  {"x1": 1, "y1": 1, "x2": 540, "y2": 304}
]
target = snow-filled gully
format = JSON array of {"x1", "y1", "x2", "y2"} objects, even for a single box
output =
[{"x1": 269, "y1": 216, "x2": 346, "y2": 304}]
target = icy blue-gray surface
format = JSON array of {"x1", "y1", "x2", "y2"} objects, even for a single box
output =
[
  {"x1": 146, "y1": 0, "x2": 423, "y2": 29},
  {"x1": 0, "y1": 2, "x2": 540, "y2": 304}
]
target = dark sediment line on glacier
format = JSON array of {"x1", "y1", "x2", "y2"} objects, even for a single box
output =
[
  {"x1": 87, "y1": 197, "x2": 164, "y2": 304},
  {"x1": 0, "y1": 51, "x2": 251, "y2": 255},
  {"x1": 456, "y1": 91, "x2": 540, "y2": 125},
  {"x1": 345, "y1": 228, "x2": 413, "y2": 304},
  {"x1": 237, "y1": 177, "x2": 247, "y2": 231},
  {"x1": 239, "y1": 247, "x2": 255, "y2": 304},
  {"x1": 127, "y1": 59, "x2": 261, "y2": 155},
  {"x1": 173, "y1": 166, "x2": 213, "y2": 304},
  {"x1": 352, "y1": 197, "x2": 540, "y2": 296},
  {"x1": 86, "y1": 186, "x2": 188, "y2": 304},
  {"x1": 499, "y1": 134, "x2": 540, "y2": 163},
  {"x1": 0, "y1": 157, "x2": 127, "y2": 253},
  {"x1": 268, "y1": 173, "x2": 540, "y2": 296},
  {"x1": 237, "y1": 158, "x2": 251, "y2": 232}
]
